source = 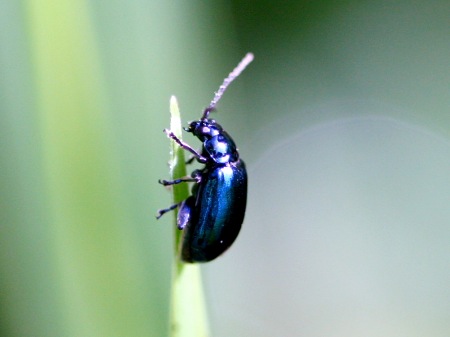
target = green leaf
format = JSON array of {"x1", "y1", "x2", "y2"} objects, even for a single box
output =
[{"x1": 167, "y1": 97, "x2": 209, "y2": 337}]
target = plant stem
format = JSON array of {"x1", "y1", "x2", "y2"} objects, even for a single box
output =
[{"x1": 168, "y1": 96, "x2": 209, "y2": 337}]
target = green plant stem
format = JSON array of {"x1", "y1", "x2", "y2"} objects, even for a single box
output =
[{"x1": 168, "y1": 96, "x2": 209, "y2": 337}]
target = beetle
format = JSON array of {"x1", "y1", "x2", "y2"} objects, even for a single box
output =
[{"x1": 157, "y1": 53, "x2": 253, "y2": 263}]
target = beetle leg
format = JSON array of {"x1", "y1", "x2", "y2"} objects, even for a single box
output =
[
  {"x1": 156, "y1": 197, "x2": 195, "y2": 229},
  {"x1": 156, "y1": 202, "x2": 181, "y2": 219},
  {"x1": 186, "y1": 147, "x2": 206, "y2": 165},
  {"x1": 177, "y1": 197, "x2": 195, "y2": 230},
  {"x1": 158, "y1": 175, "x2": 200, "y2": 186},
  {"x1": 164, "y1": 129, "x2": 207, "y2": 163},
  {"x1": 185, "y1": 156, "x2": 195, "y2": 165},
  {"x1": 185, "y1": 154, "x2": 197, "y2": 165}
]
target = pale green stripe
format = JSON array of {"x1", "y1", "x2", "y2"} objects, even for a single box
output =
[
  {"x1": 168, "y1": 97, "x2": 209, "y2": 337},
  {"x1": 26, "y1": 1, "x2": 153, "y2": 336}
]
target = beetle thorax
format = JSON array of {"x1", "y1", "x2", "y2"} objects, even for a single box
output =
[{"x1": 188, "y1": 120, "x2": 238, "y2": 164}]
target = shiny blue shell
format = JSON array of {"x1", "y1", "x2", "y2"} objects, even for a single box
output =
[
  {"x1": 179, "y1": 159, "x2": 247, "y2": 262},
  {"x1": 173, "y1": 119, "x2": 247, "y2": 262}
]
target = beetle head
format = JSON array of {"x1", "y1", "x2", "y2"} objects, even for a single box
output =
[{"x1": 186, "y1": 119, "x2": 223, "y2": 141}]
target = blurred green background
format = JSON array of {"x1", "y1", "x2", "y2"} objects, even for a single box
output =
[{"x1": 1, "y1": 1, "x2": 449, "y2": 336}]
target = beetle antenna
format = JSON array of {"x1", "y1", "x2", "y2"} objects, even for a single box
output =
[{"x1": 202, "y1": 52, "x2": 254, "y2": 120}]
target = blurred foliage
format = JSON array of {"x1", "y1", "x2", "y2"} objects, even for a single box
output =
[
  {"x1": 1, "y1": 1, "x2": 449, "y2": 336},
  {"x1": 1, "y1": 1, "x2": 237, "y2": 336}
]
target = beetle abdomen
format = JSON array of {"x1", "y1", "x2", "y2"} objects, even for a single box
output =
[{"x1": 181, "y1": 160, "x2": 247, "y2": 262}]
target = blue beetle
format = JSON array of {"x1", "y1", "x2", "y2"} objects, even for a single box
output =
[{"x1": 157, "y1": 53, "x2": 253, "y2": 263}]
